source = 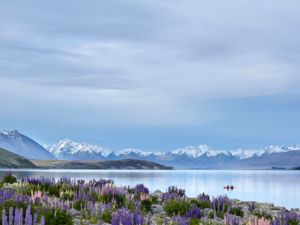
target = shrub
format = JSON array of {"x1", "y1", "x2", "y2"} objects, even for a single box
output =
[
  {"x1": 48, "y1": 185, "x2": 61, "y2": 197},
  {"x1": 190, "y1": 199, "x2": 210, "y2": 209},
  {"x1": 141, "y1": 199, "x2": 152, "y2": 212},
  {"x1": 102, "y1": 209, "x2": 112, "y2": 223},
  {"x1": 3, "y1": 173, "x2": 17, "y2": 184},
  {"x1": 44, "y1": 209, "x2": 73, "y2": 225},
  {"x1": 188, "y1": 218, "x2": 200, "y2": 225},
  {"x1": 229, "y1": 207, "x2": 244, "y2": 218},
  {"x1": 164, "y1": 199, "x2": 191, "y2": 216}
]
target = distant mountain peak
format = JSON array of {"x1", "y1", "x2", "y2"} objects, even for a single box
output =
[
  {"x1": 0, "y1": 129, "x2": 55, "y2": 160},
  {"x1": 47, "y1": 139, "x2": 112, "y2": 159}
]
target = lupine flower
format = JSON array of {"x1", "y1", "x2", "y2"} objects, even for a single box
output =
[
  {"x1": 167, "y1": 186, "x2": 185, "y2": 197},
  {"x1": 197, "y1": 193, "x2": 210, "y2": 203},
  {"x1": 172, "y1": 216, "x2": 188, "y2": 225},
  {"x1": 185, "y1": 205, "x2": 202, "y2": 219},
  {"x1": 112, "y1": 208, "x2": 144, "y2": 225},
  {"x1": 9, "y1": 207, "x2": 14, "y2": 225},
  {"x1": 224, "y1": 213, "x2": 241, "y2": 225},
  {"x1": 212, "y1": 195, "x2": 231, "y2": 212},
  {"x1": 40, "y1": 216, "x2": 45, "y2": 225},
  {"x1": 2, "y1": 208, "x2": 8, "y2": 225},
  {"x1": 134, "y1": 184, "x2": 149, "y2": 195}
]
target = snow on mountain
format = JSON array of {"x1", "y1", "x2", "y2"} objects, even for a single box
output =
[
  {"x1": 46, "y1": 139, "x2": 112, "y2": 160},
  {"x1": 45, "y1": 138, "x2": 300, "y2": 161},
  {"x1": 171, "y1": 145, "x2": 230, "y2": 158},
  {"x1": 0, "y1": 130, "x2": 55, "y2": 160},
  {"x1": 116, "y1": 148, "x2": 152, "y2": 157},
  {"x1": 231, "y1": 145, "x2": 300, "y2": 159}
]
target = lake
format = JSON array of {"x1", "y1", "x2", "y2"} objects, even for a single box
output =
[{"x1": 0, "y1": 169, "x2": 299, "y2": 209}]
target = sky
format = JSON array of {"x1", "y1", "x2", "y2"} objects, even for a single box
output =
[{"x1": 0, "y1": 0, "x2": 300, "y2": 151}]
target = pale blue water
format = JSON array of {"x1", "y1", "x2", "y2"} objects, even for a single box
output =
[{"x1": 0, "y1": 169, "x2": 299, "y2": 209}]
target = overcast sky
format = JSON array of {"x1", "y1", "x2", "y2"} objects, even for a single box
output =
[{"x1": 0, "y1": 0, "x2": 300, "y2": 150}]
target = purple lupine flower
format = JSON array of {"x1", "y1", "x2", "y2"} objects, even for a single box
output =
[
  {"x1": 172, "y1": 216, "x2": 188, "y2": 225},
  {"x1": 19, "y1": 208, "x2": 23, "y2": 225},
  {"x1": 211, "y1": 195, "x2": 231, "y2": 212},
  {"x1": 134, "y1": 184, "x2": 149, "y2": 194},
  {"x1": 40, "y1": 216, "x2": 45, "y2": 225},
  {"x1": 167, "y1": 186, "x2": 185, "y2": 197},
  {"x1": 162, "y1": 192, "x2": 181, "y2": 201},
  {"x1": 272, "y1": 211, "x2": 300, "y2": 225},
  {"x1": 112, "y1": 208, "x2": 144, "y2": 225},
  {"x1": 25, "y1": 206, "x2": 32, "y2": 225},
  {"x1": 2, "y1": 208, "x2": 8, "y2": 225},
  {"x1": 33, "y1": 213, "x2": 37, "y2": 225},
  {"x1": 185, "y1": 205, "x2": 202, "y2": 219},
  {"x1": 224, "y1": 213, "x2": 241, "y2": 225},
  {"x1": 9, "y1": 207, "x2": 14, "y2": 225},
  {"x1": 197, "y1": 193, "x2": 210, "y2": 203},
  {"x1": 14, "y1": 208, "x2": 19, "y2": 225}
]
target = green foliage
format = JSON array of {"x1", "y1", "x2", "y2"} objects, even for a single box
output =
[
  {"x1": 208, "y1": 210, "x2": 224, "y2": 219},
  {"x1": 126, "y1": 200, "x2": 136, "y2": 212},
  {"x1": 151, "y1": 196, "x2": 159, "y2": 204},
  {"x1": 63, "y1": 192, "x2": 74, "y2": 201},
  {"x1": 188, "y1": 218, "x2": 200, "y2": 225},
  {"x1": 229, "y1": 207, "x2": 244, "y2": 217},
  {"x1": 102, "y1": 210, "x2": 112, "y2": 223},
  {"x1": 141, "y1": 199, "x2": 152, "y2": 212},
  {"x1": 91, "y1": 192, "x2": 98, "y2": 201},
  {"x1": 73, "y1": 200, "x2": 86, "y2": 211},
  {"x1": 48, "y1": 184, "x2": 61, "y2": 197},
  {"x1": 253, "y1": 211, "x2": 272, "y2": 220},
  {"x1": 3, "y1": 174, "x2": 17, "y2": 184},
  {"x1": 287, "y1": 219, "x2": 300, "y2": 225},
  {"x1": 190, "y1": 199, "x2": 210, "y2": 209},
  {"x1": 44, "y1": 209, "x2": 73, "y2": 225},
  {"x1": 164, "y1": 199, "x2": 191, "y2": 216},
  {"x1": 102, "y1": 193, "x2": 126, "y2": 208}
]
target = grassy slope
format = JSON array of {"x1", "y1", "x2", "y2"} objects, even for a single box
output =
[
  {"x1": 32, "y1": 159, "x2": 173, "y2": 169},
  {"x1": 0, "y1": 148, "x2": 37, "y2": 168}
]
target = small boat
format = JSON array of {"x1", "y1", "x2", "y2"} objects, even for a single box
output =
[{"x1": 224, "y1": 185, "x2": 235, "y2": 190}]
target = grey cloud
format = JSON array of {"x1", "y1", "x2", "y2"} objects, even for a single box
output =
[{"x1": 0, "y1": 0, "x2": 300, "y2": 127}]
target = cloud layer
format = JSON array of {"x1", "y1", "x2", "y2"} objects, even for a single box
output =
[{"x1": 0, "y1": 0, "x2": 300, "y2": 149}]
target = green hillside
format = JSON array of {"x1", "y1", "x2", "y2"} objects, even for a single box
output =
[{"x1": 0, "y1": 148, "x2": 37, "y2": 168}]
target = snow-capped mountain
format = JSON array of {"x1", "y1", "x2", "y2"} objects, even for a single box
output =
[
  {"x1": 0, "y1": 130, "x2": 55, "y2": 160},
  {"x1": 46, "y1": 139, "x2": 112, "y2": 160},
  {"x1": 171, "y1": 145, "x2": 230, "y2": 158},
  {"x1": 1, "y1": 130, "x2": 300, "y2": 169},
  {"x1": 45, "y1": 138, "x2": 300, "y2": 168}
]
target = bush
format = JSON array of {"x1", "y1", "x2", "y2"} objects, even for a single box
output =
[
  {"x1": 44, "y1": 209, "x2": 73, "y2": 225},
  {"x1": 102, "y1": 210, "x2": 112, "y2": 223},
  {"x1": 48, "y1": 185, "x2": 61, "y2": 197},
  {"x1": 190, "y1": 199, "x2": 210, "y2": 209},
  {"x1": 188, "y1": 218, "x2": 200, "y2": 225},
  {"x1": 3, "y1": 174, "x2": 17, "y2": 184},
  {"x1": 141, "y1": 199, "x2": 152, "y2": 212},
  {"x1": 164, "y1": 199, "x2": 191, "y2": 216},
  {"x1": 229, "y1": 207, "x2": 244, "y2": 218}
]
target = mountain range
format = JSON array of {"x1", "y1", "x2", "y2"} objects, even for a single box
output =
[{"x1": 1, "y1": 130, "x2": 300, "y2": 169}]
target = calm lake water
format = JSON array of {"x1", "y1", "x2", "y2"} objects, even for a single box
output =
[{"x1": 0, "y1": 169, "x2": 299, "y2": 209}]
